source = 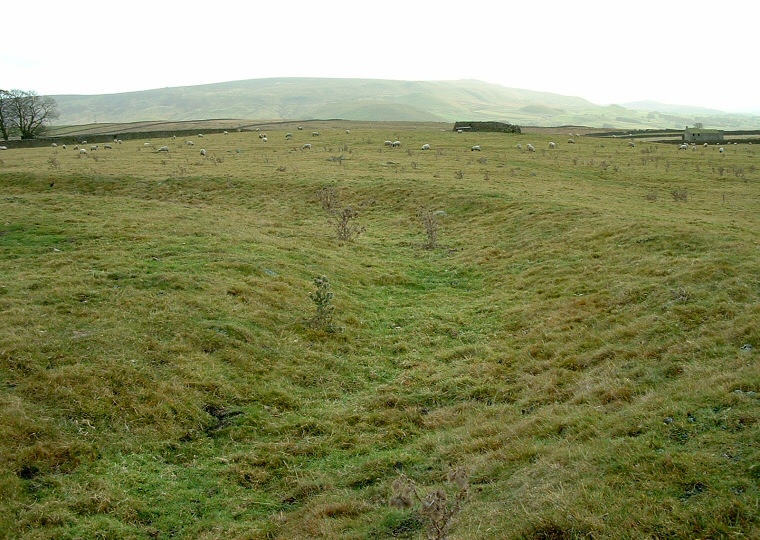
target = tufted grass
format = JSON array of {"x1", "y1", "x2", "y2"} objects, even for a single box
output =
[{"x1": 1, "y1": 123, "x2": 758, "y2": 539}]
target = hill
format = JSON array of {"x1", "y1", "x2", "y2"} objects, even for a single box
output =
[{"x1": 50, "y1": 77, "x2": 760, "y2": 129}]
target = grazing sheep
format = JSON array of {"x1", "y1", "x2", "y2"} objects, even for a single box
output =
[
  {"x1": 302, "y1": 143, "x2": 312, "y2": 150},
  {"x1": 628, "y1": 141, "x2": 635, "y2": 148},
  {"x1": 392, "y1": 141, "x2": 401, "y2": 148},
  {"x1": 567, "y1": 139, "x2": 576, "y2": 144},
  {"x1": 198, "y1": 134, "x2": 204, "y2": 138},
  {"x1": 51, "y1": 143, "x2": 58, "y2": 147},
  {"x1": 421, "y1": 143, "x2": 431, "y2": 150},
  {"x1": 678, "y1": 144, "x2": 688, "y2": 150},
  {"x1": 74, "y1": 145, "x2": 79, "y2": 150},
  {"x1": 259, "y1": 133, "x2": 267, "y2": 139},
  {"x1": 223, "y1": 131, "x2": 228, "y2": 135},
  {"x1": 384, "y1": 140, "x2": 393, "y2": 146},
  {"x1": 79, "y1": 148, "x2": 88, "y2": 155},
  {"x1": 158, "y1": 146, "x2": 169, "y2": 152},
  {"x1": 719, "y1": 147, "x2": 724, "y2": 153},
  {"x1": 172, "y1": 135, "x2": 177, "y2": 140},
  {"x1": 262, "y1": 137, "x2": 268, "y2": 142},
  {"x1": 186, "y1": 141, "x2": 194, "y2": 146},
  {"x1": 200, "y1": 149, "x2": 207, "y2": 156},
  {"x1": 471, "y1": 145, "x2": 482, "y2": 151},
  {"x1": 62, "y1": 144, "x2": 66, "y2": 150},
  {"x1": 104, "y1": 144, "x2": 113, "y2": 149},
  {"x1": 285, "y1": 133, "x2": 293, "y2": 140},
  {"x1": 90, "y1": 145, "x2": 98, "y2": 151},
  {"x1": 346, "y1": 129, "x2": 350, "y2": 134},
  {"x1": 548, "y1": 141, "x2": 556, "y2": 149},
  {"x1": 144, "y1": 142, "x2": 152, "y2": 147},
  {"x1": 457, "y1": 129, "x2": 463, "y2": 133},
  {"x1": 81, "y1": 140, "x2": 87, "y2": 145},
  {"x1": 312, "y1": 131, "x2": 321, "y2": 137},
  {"x1": 517, "y1": 144, "x2": 522, "y2": 150},
  {"x1": 298, "y1": 126, "x2": 304, "y2": 130},
  {"x1": 0, "y1": 146, "x2": 7, "y2": 150},
  {"x1": 526, "y1": 144, "x2": 535, "y2": 152},
  {"x1": 703, "y1": 143, "x2": 708, "y2": 147}
]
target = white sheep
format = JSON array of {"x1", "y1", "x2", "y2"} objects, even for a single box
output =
[
  {"x1": 223, "y1": 131, "x2": 228, "y2": 135},
  {"x1": 422, "y1": 143, "x2": 431, "y2": 150},
  {"x1": 628, "y1": 141, "x2": 635, "y2": 148},
  {"x1": 285, "y1": 133, "x2": 293, "y2": 140},
  {"x1": 384, "y1": 140, "x2": 393, "y2": 146},
  {"x1": 567, "y1": 139, "x2": 575, "y2": 144},
  {"x1": 104, "y1": 144, "x2": 113, "y2": 149},
  {"x1": 298, "y1": 126, "x2": 304, "y2": 130},
  {"x1": 51, "y1": 143, "x2": 58, "y2": 147},
  {"x1": 392, "y1": 141, "x2": 401, "y2": 148},
  {"x1": 526, "y1": 144, "x2": 535, "y2": 152},
  {"x1": 471, "y1": 145, "x2": 482, "y2": 151},
  {"x1": 158, "y1": 146, "x2": 169, "y2": 152},
  {"x1": 678, "y1": 144, "x2": 688, "y2": 150},
  {"x1": 186, "y1": 141, "x2": 194, "y2": 146},
  {"x1": 517, "y1": 144, "x2": 522, "y2": 150},
  {"x1": 198, "y1": 134, "x2": 204, "y2": 138},
  {"x1": 144, "y1": 142, "x2": 152, "y2": 147},
  {"x1": 719, "y1": 147, "x2": 724, "y2": 153},
  {"x1": 548, "y1": 141, "x2": 556, "y2": 149},
  {"x1": 90, "y1": 145, "x2": 98, "y2": 151},
  {"x1": 345, "y1": 129, "x2": 350, "y2": 134},
  {"x1": 0, "y1": 146, "x2": 7, "y2": 150},
  {"x1": 81, "y1": 140, "x2": 88, "y2": 145},
  {"x1": 703, "y1": 143, "x2": 708, "y2": 147},
  {"x1": 302, "y1": 143, "x2": 312, "y2": 150},
  {"x1": 62, "y1": 144, "x2": 66, "y2": 150},
  {"x1": 79, "y1": 148, "x2": 88, "y2": 155},
  {"x1": 200, "y1": 149, "x2": 207, "y2": 156},
  {"x1": 262, "y1": 137, "x2": 268, "y2": 142},
  {"x1": 312, "y1": 131, "x2": 321, "y2": 137},
  {"x1": 259, "y1": 133, "x2": 267, "y2": 139}
]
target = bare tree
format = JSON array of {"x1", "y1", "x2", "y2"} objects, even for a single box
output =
[
  {"x1": 3, "y1": 90, "x2": 59, "y2": 139},
  {"x1": 0, "y1": 89, "x2": 13, "y2": 140}
]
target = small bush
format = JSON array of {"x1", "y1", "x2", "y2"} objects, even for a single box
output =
[
  {"x1": 316, "y1": 186, "x2": 341, "y2": 214},
  {"x1": 418, "y1": 208, "x2": 440, "y2": 250},
  {"x1": 332, "y1": 206, "x2": 365, "y2": 241},
  {"x1": 308, "y1": 275, "x2": 335, "y2": 329},
  {"x1": 671, "y1": 189, "x2": 688, "y2": 202}
]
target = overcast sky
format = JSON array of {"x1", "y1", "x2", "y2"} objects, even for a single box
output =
[{"x1": 4, "y1": 1, "x2": 758, "y2": 113}]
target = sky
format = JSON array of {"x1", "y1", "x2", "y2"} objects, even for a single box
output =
[{"x1": 3, "y1": 1, "x2": 758, "y2": 113}]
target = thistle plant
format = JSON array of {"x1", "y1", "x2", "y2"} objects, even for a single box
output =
[{"x1": 308, "y1": 275, "x2": 334, "y2": 328}]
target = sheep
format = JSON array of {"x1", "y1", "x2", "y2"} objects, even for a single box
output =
[
  {"x1": 312, "y1": 131, "x2": 321, "y2": 137},
  {"x1": 422, "y1": 143, "x2": 431, "y2": 150},
  {"x1": 392, "y1": 141, "x2": 402, "y2": 148},
  {"x1": 516, "y1": 144, "x2": 522, "y2": 150},
  {"x1": 81, "y1": 140, "x2": 88, "y2": 144},
  {"x1": 198, "y1": 134, "x2": 204, "y2": 138},
  {"x1": 186, "y1": 140, "x2": 194, "y2": 146},
  {"x1": 719, "y1": 147, "x2": 724, "y2": 153},
  {"x1": 285, "y1": 133, "x2": 293, "y2": 140},
  {"x1": 678, "y1": 144, "x2": 688, "y2": 150},
  {"x1": 51, "y1": 143, "x2": 58, "y2": 147},
  {"x1": 262, "y1": 137, "x2": 268, "y2": 142},
  {"x1": 79, "y1": 148, "x2": 88, "y2": 155},
  {"x1": 345, "y1": 129, "x2": 350, "y2": 134},
  {"x1": 158, "y1": 146, "x2": 169, "y2": 152},
  {"x1": 62, "y1": 144, "x2": 66, "y2": 150},
  {"x1": 223, "y1": 131, "x2": 228, "y2": 135},
  {"x1": 703, "y1": 143, "x2": 708, "y2": 147},
  {"x1": 74, "y1": 145, "x2": 79, "y2": 150},
  {"x1": 259, "y1": 133, "x2": 267, "y2": 139},
  {"x1": 144, "y1": 142, "x2": 152, "y2": 147},
  {"x1": 298, "y1": 126, "x2": 304, "y2": 130},
  {"x1": 302, "y1": 143, "x2": 312, "y2": 150},
  {"x1": 628, "y1": 141, "x2": 635, "y2": 148},
  {"x1": 172, "y1": 135, "x2": 177, "y2": 140},
  {"x1": 90, "y1": 145, "x2": 99, "y2": 151},
  {"x1": 548, "y1": 141, "x2": 556, "y2": 149},
  {"x1": 471, "y1": 145, "x2": 482, "y2": 151},
  {"x1": 104, "y1": 144, "x2": 113, "y2": 149},
  {"x1": 0, "y1": 146, "x2": 7, "y2": 150},
  {"x1": 200, "y1": 149, "x2": 207, "y2": 156},
  {"x1": 567, "y1": 139, "x2": 575, "y2": 144},
  {"x1": 384, "y1": 140, "x2": 393, "y2": 146},
  {"x1": 526, "y1": 144, "x2": 535, "y2": 152}
]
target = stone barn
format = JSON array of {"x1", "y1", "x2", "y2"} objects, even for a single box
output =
[{"x1": 683, "y1": 126, "x2": 724, "y2": 143}]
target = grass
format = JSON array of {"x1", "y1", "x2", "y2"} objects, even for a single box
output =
[{"x1": 1, "y1": 124, "x2": 759, "y2": 539}]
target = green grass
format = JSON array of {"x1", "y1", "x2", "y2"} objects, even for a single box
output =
[{"x1": 1, "y1": 125, "x2": 759, "y2": 539}]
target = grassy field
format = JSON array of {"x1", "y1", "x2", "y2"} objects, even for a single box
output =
[{"x1": 1, "y1": 123, "x2": 758, "y2": 539}]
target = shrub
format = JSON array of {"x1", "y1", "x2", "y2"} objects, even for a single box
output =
[
  {"x1": 418, "y1": 209, "x2": 440, "y2": 250},
  {"x1": 332, "y1": 206, "x2": 365, "y2": 241},
  {"x1": 308, "y1": 275, "x2": 335, "y2": 329}
]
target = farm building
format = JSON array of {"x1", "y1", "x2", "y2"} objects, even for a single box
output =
[{"x1": 683, "y1": 126, "x2": 724, "y2": 143}]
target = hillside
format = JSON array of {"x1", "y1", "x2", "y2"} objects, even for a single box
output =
[{"x1": 50, "y1": 77, "x2": 760, "y2": 129}]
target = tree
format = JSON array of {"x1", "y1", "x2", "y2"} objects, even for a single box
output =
[
  {"x1": 0, "y1": 89, "x2": 59, "y2": 139},
  {"x1": 0, "y1": 89, "x2": 13, "y2": 140}
]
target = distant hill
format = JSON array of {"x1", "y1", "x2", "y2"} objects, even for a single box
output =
[{"x1": 50, "y1": 78, "x2": 760, "y2": 130}]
